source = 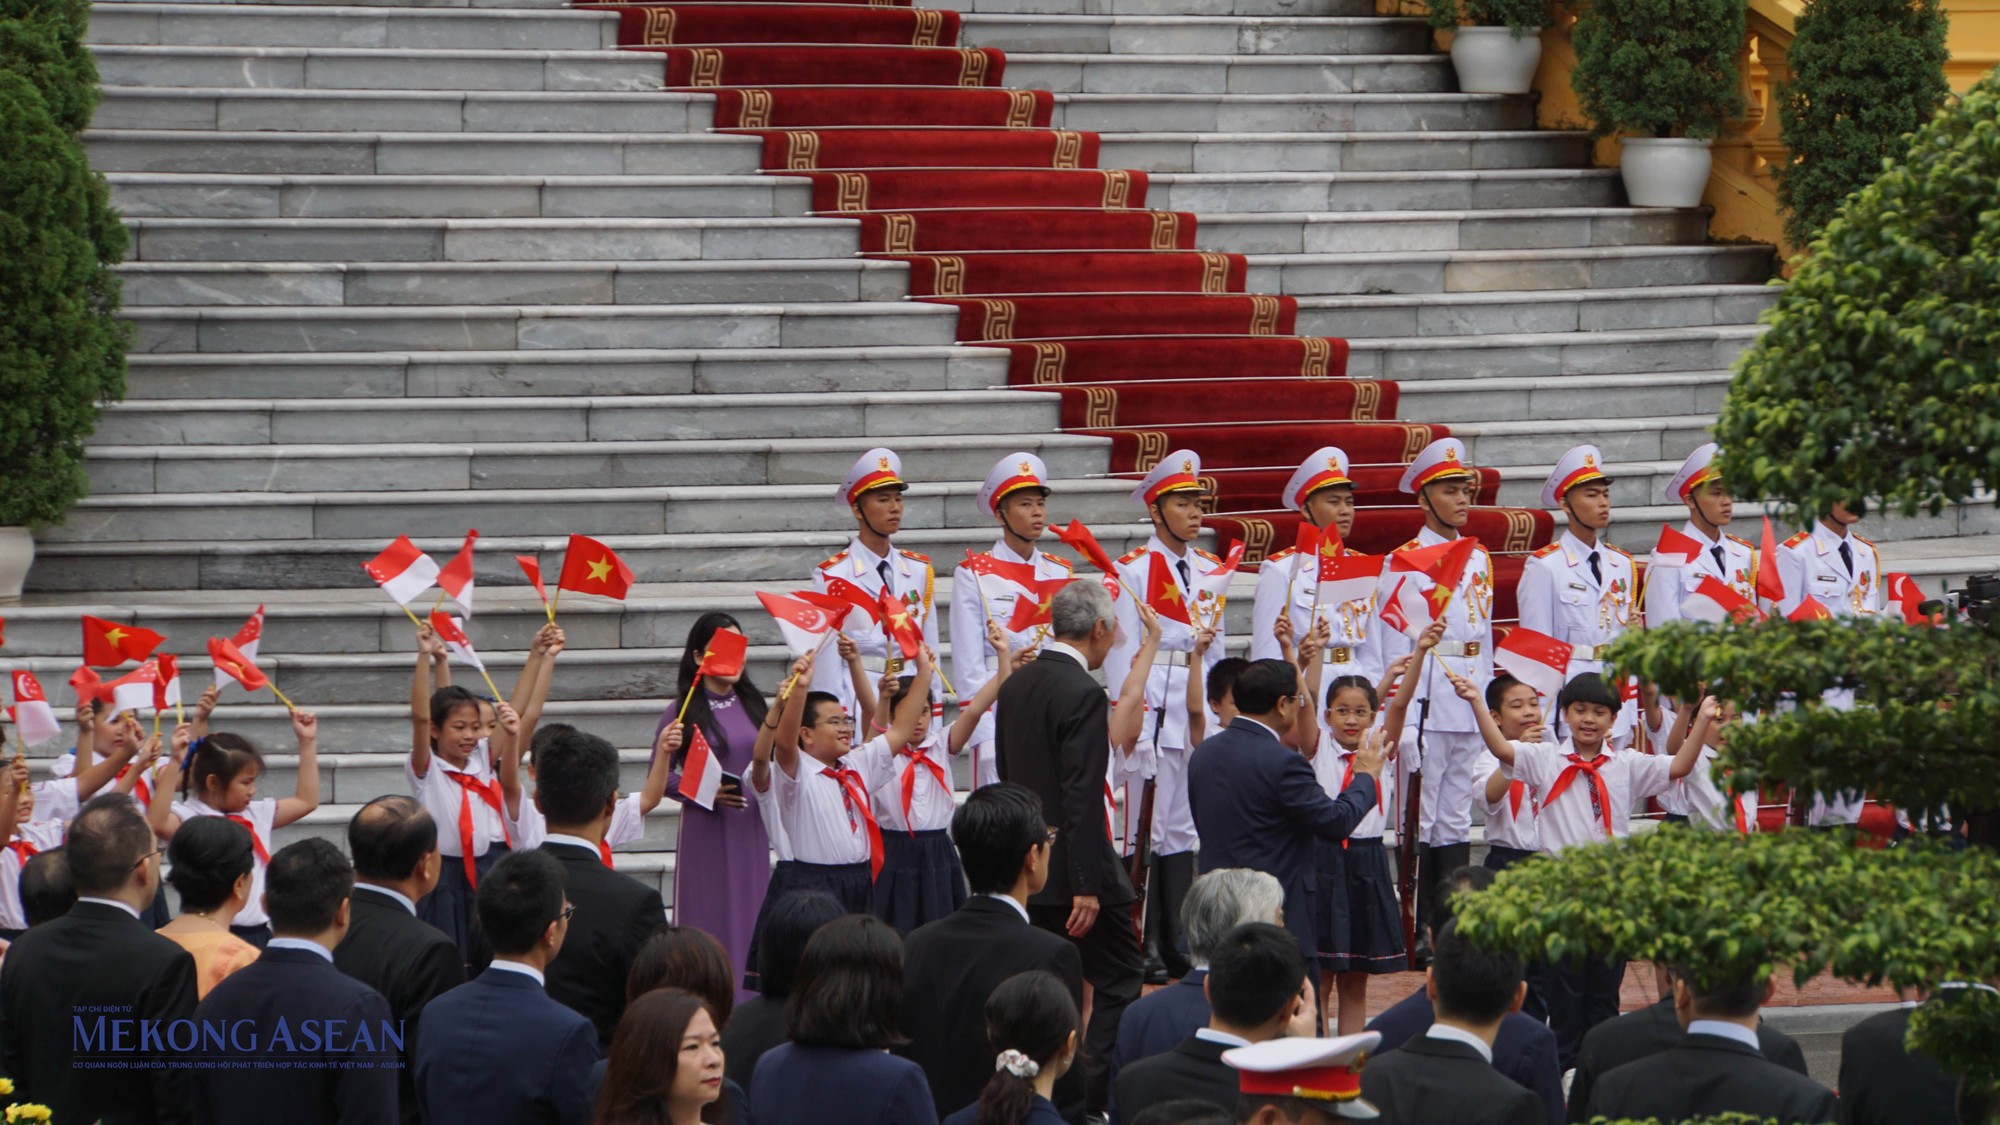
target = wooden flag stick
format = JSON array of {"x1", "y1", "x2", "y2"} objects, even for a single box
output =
[
  {"x1": 547, "y1": 588, "x2": 562, "y2": 626},
  {"x1": 675, "y1": 670, "x2": 705, "y2": 724},
  {"x1": 267, "y1": 684, "x2": 299, "y2": 713},
  {"x1": 430, "y1": 589, "x2": 449, "y2": 616},
  {"x1": 476, "y1": 666, "x2": 504, "y2": 703},
  {"x1": 398, "y1": 603, "x2": 425, "y2": 630}
]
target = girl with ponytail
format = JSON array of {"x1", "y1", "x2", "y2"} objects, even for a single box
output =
[{"x1": 945, "y1": 970, "x2": 1077, "y2": 1125}]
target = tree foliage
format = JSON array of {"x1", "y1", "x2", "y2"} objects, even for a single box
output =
[
  {"x1": 0, "y1": 0, "x2": 127, "y2": 529},
  {"x1": 1568, "y1": 0, "x2": 1746, "y2": 138},
  {"x1": 1720, "y1": 71, "x2": 2000, "y2": 522},
  {"x1": 1426, "y1": 0, "x2": 1547, "y2": 34},
  {"x1": 1774, "y1": 0, "x2": 1949, "y2": 248}
]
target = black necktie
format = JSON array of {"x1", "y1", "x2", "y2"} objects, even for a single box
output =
[
  {"x1": 1711, "y1": 545, "x2": 1726, "y2": 574},
  {"x1": 1177, "y1": 560, "x2": 1191, "y2": 590},
  {"x1": 877, "y1": 559, "x2": 893, "y2": 595},
  {"x1": 1588, "y1": 550, "x2": 1602, "y2": 586},
  {"x1": 1839, "y1": 541, "x2": 1854, "y2": 578}
]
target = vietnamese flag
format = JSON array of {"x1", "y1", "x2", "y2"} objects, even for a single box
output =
[
  {"x1": 879, "y1": 591, "x2": 924, "y2": 659},
  {"x1": 516, "y1": 555, "x2": 551, "y2": 610},
  {"x1": 363, "y1": 535, "x2": 441, "y2": 607},
  {"x1": 214, "y1": 605, "x2": 264, "y2": 688},
  {"x1": 697, "y1": 628, "x2": 749, "y2": 679},
  {"x1": 1007, "y1": 577, "x2": 1069, "y2": 633},
  {"x1": 1756, "y1": 517, "x2": 1785, "y2": 603},
  {"x1": 557, "y1": 534, "x2": 635, "y2": 600},
  {"x1": 8, "y1": 672, "x2": 64, "y2": 747},
  {"x1": 1494, "y1": 627, "x2": 1574, "y2": 700},
  {"x1": 437, "y1": 529, "x2": 479, "y2": 616},
  {"x1": 1145, "y1": 552, "x2": 1193, "y2": 626},
  {"x1": 1787, "y1": 596, "x2": 1834, "y2": 622},
  {"x1": 677, "y1": 727, "x2": 723, "y2": 810},
  {"x1": 1651, "y1": 524, "x2": 1705, "y2": 569},
  {"x1": 69, "y1": 665, "x2": 105, "y2": 705},
  {"x1": 208, "y1": 635, "x2": 271, "y2": 692},
  {"x1": 81, "y1": 615, "x2": 165, "y2": 668},
  {"x1": 1053, "y1": 520, "x2": 1118, "y2": 578},
  {"x1": 1390, "y1": 536, "x2": 1478, "y2": 619},
  {"x1": 757, "y1": 591, "x2": 851, "y2": 658},
  {"x1": 1681, "y1": 576, "x2": 1766, "y2": 623}
]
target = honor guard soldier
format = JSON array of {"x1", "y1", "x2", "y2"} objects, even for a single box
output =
[
  {"x1": 950, "y1": 452, "x2": 1073, "y2": 789},
  {"x1": 1647, "y1": 444, "x2": 1759, "y2": 626},
  {"x1": 1516, "y1": 445, "x2": 1638, "y2": 744},
  {"x1": 1105, "y1": 449, "x2": 1228, "y2": 982},
  {"x1": 811, "y1": 447, "x2": 941, "y2": 721},
  {"x1": 1777, "y1": 502, "x2": 1884, "y2": 827},
  {"x1": 1224, "y1": 1034, "x2": 1383, "y2": 1123},
  {"x1": 1372, "y1": 438, "x2": 1494, "y2": 943},
  {"x1": 1252, "y1": 446, "x2": 1382, "y2": 685}
]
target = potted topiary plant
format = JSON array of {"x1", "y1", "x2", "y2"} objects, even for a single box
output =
[
  {"x1": 1569, "y1": 0, "x2": 1747, "y2": 207},
  {"x1": 1427, "y1": 0, "x2": 1548, "y2": 94}
]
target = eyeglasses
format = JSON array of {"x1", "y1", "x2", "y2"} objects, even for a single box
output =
[
  {"x1": 132, "y1": 848, "x2": 160, "y2": 870},
  {"x1": 559, "y1": 903, "x2": 577, "y2": 925},
  {"x1": 1044, "y1": 828, "x2": 1060, "y2": 844},
  {"x1": 815, "y1": 716, "x2": 856, "y2": 729}
]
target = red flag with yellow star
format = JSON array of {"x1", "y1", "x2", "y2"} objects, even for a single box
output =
[
  {"x1": 879, "y1": 590, "x2": 925, "y2": 659},
  {"x1": 1145, "y1": 551, "x2": 1192, "y2": 626},
  {"x1": 1388, "y1": 536, "x2": 1478, "y2": 617},
  {"x1": 556, "y1": 534, "x2": 635, "y2": 600},
  {"x1": 81, "y1": 615, "x2": 165, "y2": 668},
  {"x1": 207, "y1": 636, "x2": 270, "y2": 692},
  {"x1": 1006, "y1": 577, "x2": 1069, "y2": 633}
]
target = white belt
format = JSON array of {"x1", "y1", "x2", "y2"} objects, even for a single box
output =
[
  {"x1": 1432, "y1": 641, "x2": 1484, "y2": 658},
  {"x1": 1153, "y1": 651, "x2": 1193, "y2": 669}
]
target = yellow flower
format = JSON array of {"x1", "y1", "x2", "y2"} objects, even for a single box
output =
[
  {"x1": 5, "y1": 1104, "x2": 53, "y2": 1123},
  {"x1": 0, "y1": 1080, "x2": 12, "y2": 1096}
]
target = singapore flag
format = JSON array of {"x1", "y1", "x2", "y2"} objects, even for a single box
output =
[{"x1": 756, "y1": 591, "x2": 854, "y2": 658}]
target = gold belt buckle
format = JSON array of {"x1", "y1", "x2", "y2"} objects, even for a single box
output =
[
  {"x1": 1328, "y1": 646, "x2": 1353, "y2": 664},
  {"x1": 1463, "y1": 642, "x2": 1482, "y2": 657}
]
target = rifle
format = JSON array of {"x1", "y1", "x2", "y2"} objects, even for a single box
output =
[
  {"x1": 1127, "y1": 659, "x2": 1174, "y2": 938},
  {"x1": 1398, "y1": 697, "x2": 1428, "y2": 970}
]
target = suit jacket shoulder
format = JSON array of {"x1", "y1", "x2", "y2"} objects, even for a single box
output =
[{"x1": 1361, "y1": 1038, "x2": 1543, "y2": 1125}]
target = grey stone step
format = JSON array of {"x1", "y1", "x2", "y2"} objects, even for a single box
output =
[
  {"x1": 1296, "y1": 283, "x2": 1781, "y2": 338},
  {"x1": 1344, "y1": 324, "x2": 1765, "y2": 381},
  {"x1": 86, "y1": 3, "x2": 619, "y2": 50},
  {"x1": 122, "y1": 217, "x2": 855, "y2": 263},
  {"x1": 125, "y1": 301, "x2": 954, "y2": 354},
  {"x1": 1391, "y1": 371, "x2": 1732, "y2": 424},
  {"x1": 95, "y1": 87, "x2": 713, "y2": 134},
  {"x1": 89, "y1": 44, "x2": 664, "y2": 91},
  {"x1": 1244, "y1": 245, "x2": 1774, "y2": 295},
  {"x1": 1192, "y1": 206, "x2": 1709, "y2": 254},
  {"x1": 106, "y1": 173, "x2": 814, "y2": 221},
  {"x1": 958, "y1": 13, "x2": 1428, "y2": 55},
  {"x1": 1051, "y1": 90, "x2": 1532, "y2": 133},
  {"x1": 931, "y1": 0, "x2": 1379, "y2": 16},
  {"x1": 92, "y1": 0, "x2": 575, "y2": 9},
  {"x1": 85, "y1": 129, "x2": 759, "y2": 177},
  {"x1": 1004, "y1": 51, "x2": 1450, "y2": 95},
  {"x1": 120, "y1": 345, "x2": 1010, "y2": 400},
  {"x1": 23, "y1": 522, "x2": 1167, "y2": 593},
  {"x1": 1101, "y1": 129, "x2": 1589, "y2": 174},
  {"x1": 1148, "y1": 168, "x2": 1625, "y2": 213},
  {"x1": 116, "y1": 258, "x2": 910, "y2": 307}
]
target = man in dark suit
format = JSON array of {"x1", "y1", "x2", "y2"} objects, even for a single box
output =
[
  {"x1": 413, "y1": 849, "x2": 599, "y2": 1125},
  {"x1": 996, "y1": 577, "x2": 1143, "y2": 1115},
  {"x1": 192, "y1": 838, "x2": 400, "y2": 1124},
  {"x1": 1367, "y1": 866, "x2": 1563, "y2": 1125},
  {"x1": 1836, "y1": 993, "x2": 1963, "y2": 1125},
  {"x1": 902, "y1": 783, "x2": 1085, "y2": 1120},
  {"x1": 1116, "y1": 922, "x2": 1316, "y2": 1122},
  {"x1": 1584, "y1": 964, "x2": 1838, "y2": 1123},
  {"x1": 1566, "y1": 982, "x2": 1808, "y2": 1119},
  {"x1": 1359, "y1": 920, "x2": 1543, "y2": 1125},
  {"x1": 334, "y1": 796, "x2": 466, "y2": 1125},
  {"x1": 1186, "y1": 659, "x2": 1380, "y2": 959},
  {"x1": 0, "y1": 794, "x2": 198, "y2": 1125},
  {"x1": 532, "y1": 725, "x2": 667, "y2": 1047}
]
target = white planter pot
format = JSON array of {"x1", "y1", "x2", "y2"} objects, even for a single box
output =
[
  {"x1": 1449, "y1": 26, "x2": 1542, "y2": 95},
  {"x1": 0, "y1": 526, "x2": 32, "y2": 602},
  {"x1": 1619, "y1": 137, "x2": 1714, "y2": 208}
]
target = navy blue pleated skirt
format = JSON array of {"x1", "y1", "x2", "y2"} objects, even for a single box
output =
[
  {"x1": 419, "y1": 845, "x2": 506, "y2": 967},
  {"x1": 743, "y1": 858, "x2": 802, "y2": 992},
  {"x1": 1314, "y1": 837, "x2": 1405, "y2": 974},
  {"x1": 871, "y1": 828, "x2": 967, "y2": 935}
]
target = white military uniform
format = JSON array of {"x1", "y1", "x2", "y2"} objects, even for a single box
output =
[
  {"x1": 1645, "y1": 444, "x2": 1761, "y2": 627},
  {"x1": 950, "y1": 453, "x2": 1072, "y2": 789},
  {"x1": 809, "y1": 448, "x2": 942, "y2": 719},
  {"x1": 1250, "y1": 446, "x2": 1384, "y2": 688},
  {"x1": 1371, "y1": 439, "x2": 1495, "y2": 849},
  {"x1": 1777, "y1": 518, "x2": 1884, "y2": 826}
]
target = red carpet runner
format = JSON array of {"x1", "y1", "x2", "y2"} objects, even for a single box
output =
[{"x1": 590, "y1": 0, "x2": 1555, "y2": 616}]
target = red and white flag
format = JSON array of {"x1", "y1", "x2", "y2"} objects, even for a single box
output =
[
  {"x1": 1378, "y1": 576, "x2": 1431, "y2": 639},
  {"x1": 1885, "y1": 572, "x2": 1931, "y2": 625},
  {"x1": 428, "y1": 612, "x2": 484, "y2": 671},
  {"x1": 107, "y1": 661, "x2": 163, "y2": 719},
  {"x1": 1494, "y1": 627, "x2": 1574, "y2": 700},
  {"x1": 1316, "y1": 552, "x2": 1383, "y2": 608},
  {"x1": 8, "y1": 672, "x2": 64, "y2": 747},
  {"x1": 214, "y1": 605, "x2": 264, "y2": 687},
  {"x1": 823, "y1": 577, "x2": 884, "y2": 633},
  {"x1": 437, "y1": 529, "x2": 479, "y2": 617},
  {"x1": 1193, "y1": 541, "x2": 1247, "y2": 604},
  {"x1": 677, "y1": 727, "x2": 722, "y2": 810},
  {"x1": 364, "y1": 535, "x2": 441, "y2": 606},
  {"x1": 155, "y1": 653, "x2": 183, "y2": 711},
  {"x1": 757, "y1": 591, "x2": 852, "y2": 658},
  {"x1": 1650, "y1": 525, "x2": 1705, "y2": 570},
  {"x1": 1681, "y1": 576, "x2": 1765, "y2": 623}
]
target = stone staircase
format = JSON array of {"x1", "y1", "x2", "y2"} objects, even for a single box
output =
[{"x1": 11, "y1": 0, "x2": 1995, "y2": 907}]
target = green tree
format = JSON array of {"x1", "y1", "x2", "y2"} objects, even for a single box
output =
[
  {"x1": 1426, "y1": 0, "x2": 1547, "y2": 34},
  {"x1": 1568, "y1": 0, "x2": 1746, "y2": 138},
  {"x1": 1774, "y1": 0, "x2": 1950, "y2": 250}
]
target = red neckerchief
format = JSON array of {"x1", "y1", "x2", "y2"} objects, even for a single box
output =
[
  {"x1": 823, "y1": 763, "x2": 884, "y2": 881},
  {"x1": 1543, "y1": 752, "x2": 1615, "y2": 838},
  {"x1": 118, "y1": 763, "x2": 152, "y2": 808},
  {"x1": 443, "y1": 770, "x2": 511, "y2": 888},
  {"x1": 598, "y1": 839, "x2": 615, "y2": 866},
  {"x1": 224, "y1": 814, "x2": 272, "y2": 865},
  {"x1": 898, "y1": 744, "x2": 949, "y2": 836},
  {"x1": 1336, "y1": 749, "x2": 1385, "y2": 851},
  {"x1": 7, "y1": 839, "x2": 39, "y2": 866}
]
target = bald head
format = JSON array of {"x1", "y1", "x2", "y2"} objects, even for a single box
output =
[{"x1": 349, "y1": 795, "x2": 439, "y2": 884}]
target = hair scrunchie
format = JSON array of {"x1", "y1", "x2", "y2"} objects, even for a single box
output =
[{"x1": 994, "y1": 1049, "x2": 1040, "y2": 1079}]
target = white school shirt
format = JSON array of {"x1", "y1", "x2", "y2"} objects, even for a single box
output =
[
  {"x1": 30, "y1": 777, "x2": 81, "y2": 825},
  {"x1": 172, "y1": 795, "x2": 278, "y2": 927},
  {"x1": 752, "y1": 768, "x2": 795, "y2": 863},
  {"x1": 406, "y1": 744, "x2": 509, "y2": 859},
  {"x1": 1311, "y1": 729, "x2": 1394, "y2": 839},
  {"x1": 1, "y1": 820, "x2": 71, "y2": 930},
  {"x1": 1473, "y1": 748, "x2": 1541, "y2": 853},
  {"x1": 773, "y1": 740, "x2": 884, "y2": 866},
  {"x1": 1673, "y1": 744, "x2": 1756, "y2": 833},
  {"x1": 1511, "y1": 739, "x2": 1673, "y2": 853},
  {"x1": 853, "y1": 735, "x2": 956, "y2": 834},
  {"x1": 509, "y1": 792, "x2": 646, "y2": 853}
]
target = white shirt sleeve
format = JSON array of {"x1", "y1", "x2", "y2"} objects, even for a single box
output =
[
  {"x1": 1625, "y1": 748, "x2": 1676, "y2": 801},
  {"x1": 605, "y1": 792, "x2": 645, "y2": 848}
]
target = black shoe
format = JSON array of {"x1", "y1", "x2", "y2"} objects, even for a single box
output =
[{"x1": 1143, "y1": 955, "x2": 1170, "y2": 986}]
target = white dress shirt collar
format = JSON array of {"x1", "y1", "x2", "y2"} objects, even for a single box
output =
[
  {"x1": 1559, "y1": 528, "x2": 1601, "y2": 563},
  {"x1": 1043, "y1": 641, "x2": 1089, "y2": 669},
  {"x1": 544, "y1": 833, "x2": 601, "y2": 853},
  {"x1": 1425, "y1": 1022, "x2": 1494, "y2": 1063},
  {"x1": 486, "y1": 959, "x2": 546, "y2": 987},
  {"x1": 1194, "y1": 1028, "x2": 1252, "y2": 1048},
  {"x1": 1684, "y1": 521, "x2": 1724, "y2": 548},
  {"x1": 1812, "y1": 519, "x2": 1851, "y2": 551},
  {"x1": 992, "y1": 539, "x2": 1037, "y2": 566},
  {"x1": 1687, "y1": 1019, "x2": 1761, "y2": 1051},
  {"x1": 1234, "y1": 715, "x2": 1286, "y2": 743},
  {"x1": 267, "y1": 937, "x2": 334, "y2": 962},
  {"x1": 980, "y1": 893, "x2": 1030, "y2": 924}
]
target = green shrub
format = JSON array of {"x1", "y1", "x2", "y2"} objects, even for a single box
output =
[
  {"x1": 1426, "y1": 0, "x2": 1547, "y2": 34},
  {"x1": 1775, "y1": 0, "x2": 1949, "y2": 248},
  {"x1": 0, "y1": 1, "x2": 127, "y2": 530},
  {"x1": 1720, "y1": 70, "x2": 2000, "y2": 522},
  {"x1": 1569, "y1": 0, "x2": 1746, "y2": 138}
]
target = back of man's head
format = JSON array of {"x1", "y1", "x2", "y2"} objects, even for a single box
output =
[
  {"x1": 1182, "y1": 869, "x2": 1284, "y2": 967},
  {"x1": 1430, "y1": 919, "x2": 1522, "y2": 1026},
  {"x1": 535, "y1": 726, "x2": 620, "y2": 827},
  {"x1": 21, "y1": 847, "x2": 76, "y2": 927},
  {"x1": 1428, "y1": 864, "x2": 1497, "y2": 941},
  {"x1": 265, "y1": 838, "x2": 354, "y2": 937},
  {"x1": 1132, "y1": 1100, "x2": 1233, "y2": 1125},
  {"x1": 1050, "y1": 578, "x2": 1113, "y2": 643},
  {"x1": 477, "y1": 849, "x2": 567, "y2": 958},
  {"x1": 66, "y1": 794, "x2": 155, "y2": 898},
  {"x1": 1672, "y1": 963, "x2": 1768, "y2": 1019},
  {"x1": 348, "y1": 795, "x2": 437, "y2": 883},
  {"x1": 1229, "y1": 660, "x2": 1298, "y2": 717},
  {"x1": 952, "y1": 783, "x2": 1047, "y2": 896},
  {"x1": 1206, "y1": 922, "x2": 1306, "y2": 1031}
]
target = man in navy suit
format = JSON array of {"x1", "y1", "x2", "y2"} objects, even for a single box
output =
[
  {"x1": 192, "y1": 839, "x2": 400, "y2": 1125},
  {"x1": 413, "y1": 849, "x2": 599, "y2": 1125},
  {"x1": 1186, "y1": 659, "x2": 1380, "y2": 960}
]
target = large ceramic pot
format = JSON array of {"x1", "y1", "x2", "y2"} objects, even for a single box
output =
[
  {"x1": 1620, "y1": 137, "x2": 1714, "y2": 208},
  {"x1": 0, "y1": 526, "x2": 32, "y2": 602},
  {"x1": 1449, "y1": 25, "x2": 1542, "y2": 95}
]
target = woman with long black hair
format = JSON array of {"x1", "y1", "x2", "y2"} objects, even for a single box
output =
[{"x1": 944, "y1": 970, "x2": 1077, "y2": 1125}]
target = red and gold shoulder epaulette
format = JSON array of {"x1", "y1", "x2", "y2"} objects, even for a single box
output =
[
  {"x1": 1605, "y1": 544, "x2": 1634, "y2": 559},
  {"x1": 1783, "y1": 531, "x2": 1812, "y2": 549},
  {"x1": 1855, "y1": 534, "x2": 1878, "y2": 549},
  {"x1": 1046, "y1": 554, "x2": 1074, "y2": 570},
  {"x1": 1118, "y1": 546, "x2": 1149, "y2": 565},
  {"x1": 1193, "y1": 547, "x2": 1221, "y2": 564},
  {"x1": 1727, "y1": 534, "x2": 1756, "y2": 549},
  {"x1": 1265, "y1": 547, "x2": 1298, "y2": 562},
  {"x1": 899, "y1": 549, "x2": 931, "y2": 566},
  {"x1": 1532, "y1": 543, "x2": 1562, "y2": 559},
  {"x1": 817, "y1": 551, "x2": 848, "y2": 571},
  {"x1": 1398, "y1": 537, "x2": 1422, "y2": 552}
]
